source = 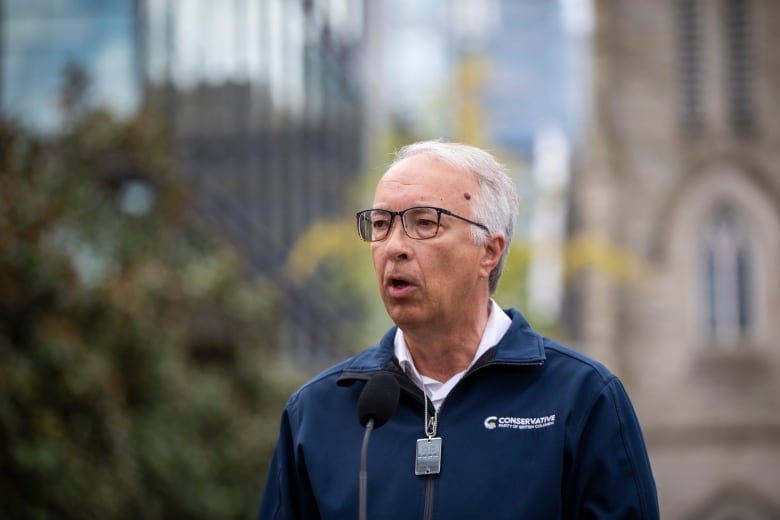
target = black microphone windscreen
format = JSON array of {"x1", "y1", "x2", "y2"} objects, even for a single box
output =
[{"x1": 357, "y1": 373, "x2": 400, "y2": 428}]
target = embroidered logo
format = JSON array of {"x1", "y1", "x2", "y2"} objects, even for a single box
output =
[{"x1": 483, "y1": 414, "x2": 556, "y2": 430}]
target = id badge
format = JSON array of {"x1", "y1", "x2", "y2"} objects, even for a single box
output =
[{"x1": 415, "y1": 437, "x2": 442, "y2": 475}]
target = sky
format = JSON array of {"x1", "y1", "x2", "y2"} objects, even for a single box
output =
[
  {"x1": 1, "y1": 0, "x2": 590, "y2": 143},
  {"x1": 2, "y1": 0, "x2": 140, "y2": 132},
  {"x1": 380, "y1": 0, "x2": 593, "y2": 152}
]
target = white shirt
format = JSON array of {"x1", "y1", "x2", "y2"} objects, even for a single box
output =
[{"x1": 394, "y1": 299, "x2": 512, "y2": 411}]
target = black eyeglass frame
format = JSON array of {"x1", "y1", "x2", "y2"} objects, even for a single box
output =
[{"x1": 355, "y1": 206, "x2": 490, "y2": 242}]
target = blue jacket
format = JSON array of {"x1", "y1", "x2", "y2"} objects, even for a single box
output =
[{"x1": 259, "y1": 309, "x2": 659, "y2": 519}]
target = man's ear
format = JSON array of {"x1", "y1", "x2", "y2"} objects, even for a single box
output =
[{"x1": 479, "y1": 233, "x2": 505, "y2": 277}]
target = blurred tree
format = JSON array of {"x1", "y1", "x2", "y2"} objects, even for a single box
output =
[
  {"x1": 0, "y1": 68, "x2": 293, "y2": 519},
  {"x1": 285, "y1": 216, "x2": 388, "y2": 354}
]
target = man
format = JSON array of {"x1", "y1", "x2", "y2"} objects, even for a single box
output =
[{"x1": 259, "y1": 140, "x2": 659, "y2": 519}]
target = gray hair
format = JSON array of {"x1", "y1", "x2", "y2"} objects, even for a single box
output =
[{"x1": 391, "y1": 140, "x2": 519, "y2": 295}]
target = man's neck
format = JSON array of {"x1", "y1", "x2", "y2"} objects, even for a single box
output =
[{"x1": 402, "y1": 302, "x2": 492, "y2": 382}]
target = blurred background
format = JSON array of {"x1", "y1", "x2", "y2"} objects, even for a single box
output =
[{"x1": 1, "y1": 0, "x2": 778, "y2": 518}]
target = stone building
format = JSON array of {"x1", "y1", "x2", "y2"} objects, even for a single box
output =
[{"x1": 567, "y1": 0, "x2": 780, "y2": 518}]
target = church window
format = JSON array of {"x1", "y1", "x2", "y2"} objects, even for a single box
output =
[{"x1": 700, "y1": 203, "x2": 754, "y2": 346}]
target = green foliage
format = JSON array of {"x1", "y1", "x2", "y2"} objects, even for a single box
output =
[
  {"x1": 492, "y1": 240, "x2": 532, "y2": 310},
  {"x1": 0, "y1": 103, "x2": 292, "y2": 518},
  {"x1": 285, "y1": 217, "x2": 390, "y2": 353}
]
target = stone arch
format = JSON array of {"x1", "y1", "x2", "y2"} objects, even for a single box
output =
[{"x1": 660, "y1": 164, "x2": 779, "y2": 349}]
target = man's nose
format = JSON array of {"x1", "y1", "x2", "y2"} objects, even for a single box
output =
[{"x1": 383, "y1": 217, "x2": 411, "y2": 257}]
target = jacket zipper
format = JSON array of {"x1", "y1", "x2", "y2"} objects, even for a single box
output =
[
  {"x1": 423, "y1": 476, "x2": 435, "y2": 520},
  {"x1": 418, "y1": 358, "x2": 545, "y2": 520}
]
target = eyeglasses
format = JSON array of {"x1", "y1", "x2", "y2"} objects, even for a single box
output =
[{"x1": 356, "y1": 206, "x2": 489, "y2": 242}]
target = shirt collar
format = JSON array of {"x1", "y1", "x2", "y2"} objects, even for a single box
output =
[{"x1": 394, "y1": 299, "x2": 512, "y2": 387}]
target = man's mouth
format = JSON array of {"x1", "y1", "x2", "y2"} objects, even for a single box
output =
[
  {"x1": 386, "y1": 276, "x2": 415, "y2": 297},
  {"x1": 391, "y1": 278, "x2": 410, "y2": 289}
]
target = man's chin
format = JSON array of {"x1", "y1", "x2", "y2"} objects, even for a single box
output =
[{"x1": 383, "y1": 301, "x2": 425, "y2": 329}]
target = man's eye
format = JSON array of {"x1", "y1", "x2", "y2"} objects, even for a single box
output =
[
  {"x1": 416, "y1": 218, "x2": 437, "y2": 227},
  {"x1": 372, "y1": 219, "x2": 389, "y2": 230}
]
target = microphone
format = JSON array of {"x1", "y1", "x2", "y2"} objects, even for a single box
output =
[
  {"x1": 358, "y1": 372, "x2": 401, "y2": 428},
  {"x1": 357, "y1": 373, "x2": 400, "y2": 520}
]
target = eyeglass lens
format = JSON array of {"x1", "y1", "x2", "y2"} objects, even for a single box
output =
[{"x1": 358, "y1": 207, "x2": 441, "y2": 241}]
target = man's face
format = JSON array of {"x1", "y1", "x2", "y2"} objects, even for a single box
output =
[{"x1": 371, "y1": 154, "x2": 498, "y2": 333}]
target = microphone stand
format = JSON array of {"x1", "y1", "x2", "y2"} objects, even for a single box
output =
[{"x1": 359, "y1": 417, "x2": 375, "y2": 520}]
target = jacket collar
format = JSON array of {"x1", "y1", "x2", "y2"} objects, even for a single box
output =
[{"x1": 336, "y1": 308, "x2": 545, "y2": 385}]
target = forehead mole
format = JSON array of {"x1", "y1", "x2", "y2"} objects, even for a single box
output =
[{"x1": 463, "y1": 192, "x2": 472, "y2": 200}]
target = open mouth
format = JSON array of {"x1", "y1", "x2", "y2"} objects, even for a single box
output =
[{"x1": 391, "y1": 279, "x2": 410, "y2": 289}]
